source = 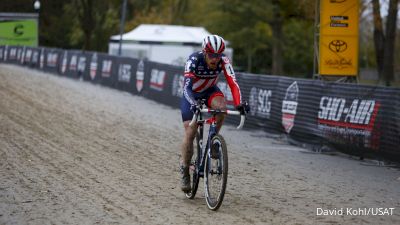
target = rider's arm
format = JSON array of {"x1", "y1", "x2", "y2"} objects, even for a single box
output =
[
  {"x1": 221, "y1": 56, "x2": 242, "y2": 106},
  {"x1": 183, "y1": 73, "x2": 196, "y2": 106},
  {"x1": 183, "y1": 55, "x2": 198, "y2": 106}
]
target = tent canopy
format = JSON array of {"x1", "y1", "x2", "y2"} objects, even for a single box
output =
[{"x1": 110, "y1": 24, "x2": 212, "y2": 45}]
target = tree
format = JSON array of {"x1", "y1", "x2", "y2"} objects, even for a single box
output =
[{"x1": 372, "y1": 0, "x2": 399, "y2": 86}]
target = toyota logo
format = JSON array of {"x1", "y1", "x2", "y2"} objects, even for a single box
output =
[{"x1": 329, "y1": 40, "x2": 347, "y2": 53}]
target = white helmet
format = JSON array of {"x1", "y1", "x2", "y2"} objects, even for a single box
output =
[{"x1": 202, "y1": 35, "x2": 226, "y2": 54}]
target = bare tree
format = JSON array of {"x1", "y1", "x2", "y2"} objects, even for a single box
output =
[
  {"x1": 372, "y1": 0, "x2": 399, "y2": 86},
  {"x1": 271, "y1": 0, "x2": 284, "y2": 75}
]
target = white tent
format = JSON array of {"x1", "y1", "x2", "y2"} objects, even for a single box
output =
[{"x1": 109, "y1": 24, "x2": 233, "y2": 66}]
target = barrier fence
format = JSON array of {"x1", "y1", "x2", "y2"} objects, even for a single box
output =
[{"x1": 1, "y1": 45, "x2": 399, "y2": 160}]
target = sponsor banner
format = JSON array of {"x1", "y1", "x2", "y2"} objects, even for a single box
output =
[
  {"x1": 113, "y1": 56, "x2": 139, "y2": 93},
  {"x1": 30, "y1": 47, "x2": 40, "y2": 68},
  {"x1": 19, "y1": 48, "x2": 24, "y2": 63},
  {"x1": 77, "y1": 54, "x2": 88, "y2": 78},
  {"x1": 43, "y1": 48, "x2": 61, "y2": 73},
  {"x1": 238, "y1": 73, "x2": 281, "y2": 131},
  {"x1": 282, "y1": 81, "x2": 299, "y2": 134},
  {"x1": 0, "y1": 19, "x2": 38, "y2": 46},
  {"x1": 60, "y1": 50, "x2": 81, "y2": 78},
  {"x1": 60, "y1": 50, "x2": 69, "y2": 75},
  {"x1": 24, "y1": 47, "x2": 33, "y2": 64},
  {"x1": 0, "y1": 46, "x2": 4, "y2": 60},
  {"x1": 88, "y1": 52, "x2": 98, "y2": 81},
  {"x1": 314, "y1": 83, "x2": 392, "y2": 151},
  {"x1": 7, "y1": 46, "x2": 19, "y2": 63},
  {"x1": 284, "y1": 79, "x2": 327, "y2": 142},
  {"x1": 97, "y1": 54, "x2": 118, "y2": 88},
  {"x1": 0, "y1": 46, "x2": 4, "y2": 61},
  {"x1": 39, "y1": 48, "x2": 45, "y2": 69},
  {"x1": 319, "y1": 0, "x2": 359, "y2": 76},
  {"x1": 150, "y1": 69, "x2": 166, "y2": 91},
  {"x1": 136, "y1": 60, "x2": 145, "y2": 93},
  {"x1": 143, "y1": 61, "x2": 182, "y2": 107}
]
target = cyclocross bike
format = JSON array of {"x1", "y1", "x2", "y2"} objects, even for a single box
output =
[{"x1": 185, "y1": 99, "x2": 246, "y2": 210}]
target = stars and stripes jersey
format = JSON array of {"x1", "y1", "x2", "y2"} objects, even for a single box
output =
[{"x1": 183, "y1": 51, "x2": 242, "y2": 106}]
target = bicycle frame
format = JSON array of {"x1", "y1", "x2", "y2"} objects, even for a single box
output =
[
  {"x1": 196, "y1": 110, "x2": 219, "y2": 178},
  {"x1": 192, "y1": 102, "x2": 244, "y2": 177},
  {"x1": 186, "y1": 100, "x2": 245, "y2": 209}
]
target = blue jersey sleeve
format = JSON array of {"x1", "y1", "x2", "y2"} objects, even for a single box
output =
[{"x1": 183, "y1": 76, "x2": 196, "y2": 106}]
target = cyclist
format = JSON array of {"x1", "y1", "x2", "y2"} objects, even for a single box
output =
[{"x1": 180, "y1": 34, "x2": 249, "y2": 192}]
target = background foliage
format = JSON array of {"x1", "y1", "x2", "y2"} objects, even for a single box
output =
[{"x1": 0, "y1": 0, "x2": 398, "y2": 80}]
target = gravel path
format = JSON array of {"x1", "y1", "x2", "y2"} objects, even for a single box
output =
[{"x1": 0, "y1": 64, "x2": 399, "y2": 225}]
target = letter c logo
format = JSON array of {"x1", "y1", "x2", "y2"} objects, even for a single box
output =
[{"x1": 14, "y1": 24, "x2": 24, "y2": 36}]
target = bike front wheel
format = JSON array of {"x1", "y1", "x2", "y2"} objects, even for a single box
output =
[{"x1": 204, "y1": 134, "x2": 228, "y2": 210}]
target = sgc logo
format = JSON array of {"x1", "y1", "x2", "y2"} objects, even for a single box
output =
[{"x1": 249, "y1": 87, "x2": 272, "y2": 118}]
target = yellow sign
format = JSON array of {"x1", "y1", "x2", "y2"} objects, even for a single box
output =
[{"x1": 319, "y1": 0, "x2": 359, "y2": 76}]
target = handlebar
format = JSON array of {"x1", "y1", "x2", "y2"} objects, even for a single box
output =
[{"x1": 189, "y1": 108, "x2": 246, "y2": 129}]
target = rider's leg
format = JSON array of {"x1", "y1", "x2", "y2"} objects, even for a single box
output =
[
  {"x1": 209, "y1": 95, "x2": 227, "y2": 133},
  {"x1": 181, "y1": 121, "x2": 197, "y2": 167},
  {"x1": 180, "y1": 97, "x2": 197, "y2": 192}
]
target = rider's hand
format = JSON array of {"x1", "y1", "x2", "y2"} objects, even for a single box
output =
[
  {"x1": 190, "y1": 104, "x2": 199, "y2": 113},
  {"x1": 236, "y1": 101, "x2": 250, "y2": 114}
]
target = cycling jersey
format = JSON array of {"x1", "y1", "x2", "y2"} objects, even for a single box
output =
[
  {"x1": 180, "y1": 51, "x2": 242, "y2": 121},
  {"x1": 183, "y1": 51, "x2": 242, "y2": 106}
]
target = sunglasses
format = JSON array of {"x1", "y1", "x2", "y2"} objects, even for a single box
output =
[{"x1": 207, "y1": 53, "x2": 222, "y2": 59}]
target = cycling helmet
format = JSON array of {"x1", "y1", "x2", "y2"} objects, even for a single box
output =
[{"x1": 202, "y1": 35, "x2": 226, "y2": 54}]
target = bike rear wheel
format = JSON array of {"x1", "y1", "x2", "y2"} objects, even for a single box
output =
[
  {"x1": 204, "y1": 134, "x2": 228, "y2": 210},
  {"x1": 185, "y1": 132, "x2": 201, "y2": 199}
]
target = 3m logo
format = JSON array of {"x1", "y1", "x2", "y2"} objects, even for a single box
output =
[
  {"x1": 318, "y1": 97, "x2": 380, "y2": 131},
  {"x1": 150, "y1": 69, "x2": 166, "y2": 91},
  {"x1": 101, "y1": 60, "x2": 112, "y2": 77}
]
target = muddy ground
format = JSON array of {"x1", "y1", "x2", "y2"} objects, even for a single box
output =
[{"x1": 0, "y1": 64, "x2": 399, "y2": 225}]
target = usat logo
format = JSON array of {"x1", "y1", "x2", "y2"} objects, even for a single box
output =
[
  {"x1": 136, "y1": 60, "x2": 145, "y2": 93},
  {"x1": 90, "y1": 53, "x2": 98, "y2": 80},
  {"x1": 61, "y1": 51, "x2": 68, "y2": 74},
  {"x1": 282, "y1": 81, "x2": 299, "y2": 134}
]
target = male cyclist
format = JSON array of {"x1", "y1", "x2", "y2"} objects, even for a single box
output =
[{"x1": 180, "y1": 34, "x2": 248, "y2": 192}]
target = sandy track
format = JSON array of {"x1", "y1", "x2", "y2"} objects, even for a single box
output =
[{"x1": 0, "y1": 64, "x2": 399, "y2": 225}]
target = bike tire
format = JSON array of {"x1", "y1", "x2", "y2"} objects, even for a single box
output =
[
  {"x1": 185, "y1": 132, "x2": 201, "y2": 199},
  {"x1": 204, "y1": 134, "x2": 228, "y2": 210}
]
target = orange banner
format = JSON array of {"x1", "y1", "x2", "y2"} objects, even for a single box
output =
[{"x1": 319, "y1": 0, "x2": 359, "y2": 76}]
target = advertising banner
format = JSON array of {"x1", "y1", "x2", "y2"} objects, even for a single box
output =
[
  {"x1": 0, "y1": 19, "x2": 38, "y2": 46},
  {"x1": 319, "y1": 0, "x2": 359, "y2": 76},
  {"x1": 114, "y1": 56, "x2": 139, "y2": 94}
]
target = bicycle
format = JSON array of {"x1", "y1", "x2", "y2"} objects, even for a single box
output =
[{"x1": 185, "y1": 99, "x2": 246, "y2": 210}]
